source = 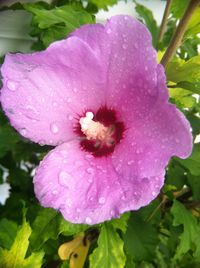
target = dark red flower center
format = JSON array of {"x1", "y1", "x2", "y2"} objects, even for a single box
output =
[{"x1": 75, "y1": 106, "x2": 125, "y2": 157}]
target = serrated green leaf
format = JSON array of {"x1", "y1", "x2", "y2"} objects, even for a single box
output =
[
  {"x1": 30, "y1": 208, "x2": 87, "y2": 250},
  {"x1": 176, "y1": 144, "x2": 200, "y2": 176},
  {"x1": 0, "y1": 219, "x2": 18, "y2": 249},
  {"x1": 185, "y1": 6, "x2": 200, "y2": 38},
  {"x1": 0, "y1": 217, "x2": 44, "y2": 268},
  {"x1": 30, "y1": 208, "x2": 60, "y2": 250},
  {"x1": 169, "y1": 87, "x2": 196, "y2": 108},
  {"x1": 23, "y1": 3, "x2": 94, "y2": 47},
  {"x1": 174, "y1": 81, "x2": 200, "y2": 95},
  {"x1": 0, "y1": 125, "x2": 20, "y2": 157},
  {"x1": 59, "y1": 216, "x2": 88, "y2": 236},
  {"x1": 24, "y1": 4, "x2": 94, "y2": 30},
  {"x1": 124, "y1": 214, "x2": 159, "y2": 262},
  {"x1": 135, "y1": 3, "x2": 158, "y2": 48},
  {"x1": 187, "y1": 174, "x2": 200, "y2": 200},
  {"x1": 89, "y1": 0, "x2": 117, "y2": 10},
  {"x1": 171, "y1": 200, "x2": 200, "y2": 260},
  {"x1": 110, "y1": 212, "x2": 130, "y2": 233},
  {"x1": 90, "y1": 223, "x2": 126, "y2": 268},
  {"x1": 166, "y1": 56, "x2": 200, "y2": 84},
  {"x1": 171, "y1": 0, "x2": 189, "y2": 18}
]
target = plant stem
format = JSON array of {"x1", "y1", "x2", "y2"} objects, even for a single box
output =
[
  {"x1": 158, "y1": 0, "x2": 173, "y2": 43},
  {"x1": 160, "y1": 0, "x2": 200, "y2": 67}
]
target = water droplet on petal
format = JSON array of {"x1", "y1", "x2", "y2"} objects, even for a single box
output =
[
  {"x1": 98, "y1": 197, "x2": 105, "y2": 204},
  {"x1": 53, "y1": 102, "x2": 58, "y2": 107},
  {"x1": 52, "y1": 190, "x2": 58, "y2": 195},
  {"x1": 68, "y1": 115, "x2": 73, "y2": 121},
  {"x1": 7, "y1": 81, "x2": 17, "y2": 91},
  {"x1": 110, "y1": 210, "x2": 115, "y2": 216},
  {"x1": 127, "y1": 160, "x2": 134, "y2": 165},
  {"x1": 20, "y1": 128, "x2": 27, "y2": 136},
  {"x1": 66, "y1": 198, "x2": 72, "y2": 207},
  {"x1": 50, "y1": 123, "x2": 59, "y2": 134},
  {"x1": 85, "y1": 217, "x2": 92, "y2": 224},
  {"x1": 152, "y1": 191, "x2": 156, "y2": 197},
  {"x1": 87, "y1": 167, "x2": 94, "y2": 174},
  {"x1": 58, "y1": 171, "x2": 71, "y2": 187},
  {"x1": 39, "y1": 140, "x2": 45, "y2": 146},
  {"x1": 122, "y1": 44, "x2": 127, "y2": 50}
]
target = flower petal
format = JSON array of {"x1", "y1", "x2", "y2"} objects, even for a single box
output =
[
  {"x1": 34, "y1": 141, "x2": 165, "y2": 224},
  {"x1": 0, "y1": 35, "x2": 106, "y2": 145},
  {"x1": 72, "y1": 15, "x2": 165, "y2": 123},
  {"x1": 112, "y1": 101, "x2": 193, "y2": 180}
]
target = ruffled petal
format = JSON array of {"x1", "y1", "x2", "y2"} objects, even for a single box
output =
[
  {"x1": 33, "y1": 141, "x2": 165, "y2": 224},
  {"x1": 0, "y1": 35, "x2": 106, "y2": 145},
  {"x1": 111, "y1": 101, "x2": 192, "y2": 180},
  {"x1": 72, "y1": 16, "x2": 166, "y2": 124}
]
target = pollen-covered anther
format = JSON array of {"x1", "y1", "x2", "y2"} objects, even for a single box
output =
[{"x1": 79, "y1": 111, "x2": 115, "y2": 145}]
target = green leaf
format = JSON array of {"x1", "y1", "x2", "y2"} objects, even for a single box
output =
[
  {"x1": 0, "y1": 219, "x2": 18, "y2": 249},
  {"x1": 171, "y1": 0, "x2": 189, "y2": 18},
  {"x1": 166, "y1": 161, "x2": 186, "y2": 190},
  {"x1": 124, "y1": 214, "x2": 159, "y2": 262},
  {"x1": 169, "y1": 87, "x2": 196, "y2": 108},
  {"x1": 176, "y1": 144, "x2": 200, "y2": 176},
  {"x1": 0, "y1": 125, "x2": 20, "y2": 158},
  {"x1": 59, "y1": 216, "x2": 88, "y2": 236},
  {"x1": 135, "y1": 3, "x2": 158, "y2": 48},
  {"x1": 0, "y1": 217, "x2": 44, "y2": 268},
  {"x1": 166, "y1": 56, "x2": 200, "y2": 84},
  {"x1": 23, "y1": 3, "x2": 94, "y2": 47},
  {"x1": 30, "y1": 208, "x2": 87, "y2": 250},
  {"x1": 171, "y1": 200, "x2": 200, "y2": 260},
  {"x1": 185, "y1": 6, "x2": 200, "y2": 38},
  {"x1": 90, "y1": 223, "x2": 126, "y2": 268},
  {"x1": 89, "y1": 0, "x2": 117, "y2": 10},
  {"x1": 110, "y1": 212, "x2": 130, "y2": 233},
  {"x1": 24, "y1": 4, "x2": 94, "y2": 29},
  {"x1": 187, "y1": 174, "x2": 200, "y2": 200},
  {"x1": 173, "y1": 81, "x2": 200, "y2": 95}
]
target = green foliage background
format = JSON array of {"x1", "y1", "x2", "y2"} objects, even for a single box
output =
[{"x1": 0, "y1": 0, "x2": 200, "y2": 267}]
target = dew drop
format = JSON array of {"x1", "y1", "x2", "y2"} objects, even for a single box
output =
[
  {"x1": 87, "y1": 177, "x2": 93, "y2": 183},
  {"x1": 68, "y1": 115, "x2": 73, "y2": 121},
  {"x1": 20, "y1": 128, "x2": 27, "y2": 136},
  {"x1": 122, "y1": 44, "x2": 127, "y2": 50},
  {"x1": 87, "y1": 167, "x2": 94, "y2": 174},
  {"x1": 127, "y1": 160, "x2": 134, "y2": 165},
  {"x1": 152, "y1": 191, "x2": 156, "y2": 197},
  {"x1": 106, "y1": 28, "x2": 112, "y2": 34},
  {"x1": 66, "y1": 198, "x2": 72, "y2": 207},
  {"x1": 39, "y1": 140, "x2": 45, "y2": 146},
  {"x1": 50, "y1": 123, "x2": 59, "y2": 134},
  {"x1": 110, "y1": 210, "x2": 115, "y2": 216},
  {"x1": 98, "y1": 197, "x2": 105, "y2": 204},
  {"x1": 52, "y1": 190, "x2": 58, "y2": 195},
  {"x1": 58, "y1": 171, "x2": 71, "y2": 187},
  {"x1": 7, "y1": 81, "x2": 17, "y2": 91},
  {"x1": 85, "y1": 217, "x2": 92, "y2": 224}
]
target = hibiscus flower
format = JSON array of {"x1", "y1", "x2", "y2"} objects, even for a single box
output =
[{"x1": 0, "y1": 15, "x2": 192, "y2": 224}]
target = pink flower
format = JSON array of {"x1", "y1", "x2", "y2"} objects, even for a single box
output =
[{"x1": 0, "y1": 16, "x2": 192, "y2": 224}]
